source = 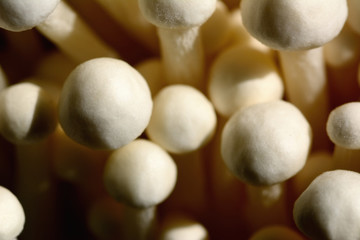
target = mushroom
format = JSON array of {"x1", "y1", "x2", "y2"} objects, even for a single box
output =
[
  {"x1": 0, "y1": 0, "x2": 60, "y2": 32},
  {"x1": 158, "y1": 213, "x2": 209, "y2": 240},
  {"x1": 221, "y1": 100, "x2": 312, "y2": 186},
  {"x1": 103, "y1": 139, "x2": 177, "y2": 240},
  {"x1": 293, "y1": 170, "x2": 360, "y2": 240},
  {"x1": 326, "y1": 102, "x2": 360, "y2": 171},
  {"x1": 249, "y1": 225, "x2": 305, "y2": 240},
  {"x1": 347, "y1": 0, "x2": 360, "y2": 35},
  {"x1": 241, "y1": 0, "x2": 348, "y2": 151},
  {"x1": 0, "y1": 82, "x2": 57, "y2": 144},
  {"x1": 138, "y1": 0, "x2": 217, "y2": 89},
  {"x1": 146, "y1": 84, "x2": 217, "y2": 154},
  {"x1": 58, "y1": 57, "x2": 153, "y2": 150},
  {"x1": 208, "y1": 44, "x2": 283, "y2": 118},
  {"x1": 0, "y1": 186, "x2": 25, "y2": 240},
  {"x1": 221, "y1": 100, "x2": 312, "y2": 230},
  {"x1": 0, "y1": 1, "x2": 118, "y2": 63}
]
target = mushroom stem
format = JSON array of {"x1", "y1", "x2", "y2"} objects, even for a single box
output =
[
  {"x1": 279, "y1": 47, "x2": 331, "y2": 151},
  {"x1": 93, "y1": 0, "x2": 158, "y2": 52},
  {"x1": 122, "y1": 205, "x2": 157, "y2": 240},
  {"x1": 157, "y1": 27, "x2": 205, "y2": 89},
  {"x1": 36, "y1": 1, "x2": 119, "y2": 63}
]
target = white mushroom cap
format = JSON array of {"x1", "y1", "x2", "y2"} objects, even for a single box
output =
[
  {"x1": 221, "y1": 100, "x2": 312, "y2": 186},
  {"x1": 0, "y1": 186, "x2": 25, "y2": 240},
  {"x1": 241, "y1": 0, "x2": 348, "y2": 50},
  {"x1": 58, "y1": 57, "x2": 153, "y2": 150},
  {"x1": 0, "y1": 82, "x2": 57, "y2": 144},
  {"x1": 293, "y1": 170, "x2": 360, "y2": 240},
  {"x1": 208, "y1": 44, "x2": 283, "y2": 117},
  {"x1": 146, "y1": 84, "x2": 217, "y2": 154},
  {"x1": 347, "y1": 0, "x2": 360, "y2": 35},
  {"x1": 103, "y1": 139, "x2": 177, "y2": 208},
  {"x1": 159, "y1": 214, "x2": 209, "y2": 240},
  {"x1": 326, "y1": 102, "x2": 360, "y2": 149},
  {"x1": 138, "y1": 0, "x2": 217, "y2": 29},
  {"x1": 0, "y1": 0, "x2": 60, "y2": 32}
]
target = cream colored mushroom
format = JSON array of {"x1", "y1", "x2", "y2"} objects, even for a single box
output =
[
  {"x1": 146, "y1": 84, "x2": 217, "y2": 154},
  {"x1": 293, "y1": 170, "x2": 360, "y2": 240},
  {"x1": 208, "y1": 44, "x2": 283, "y2": 118},
  {"x1": 0, "y1": 0, "x2": 60, "y2": 32},
  {"x1": 58, "y1": 57, "x2": 153, "y2": 150},
  {"x1": 0, "y1": 186, "x2": 25, "y2": 240},
  {"x1": 241, "y1": 0, "x2": 348, "y2": 151},
  {"x1": 221, "y1": 100, "x2": 312, "y2": 186},
  {"x1": 0, "y1": 1, "x2": 118, "y2": 62},
  {"x1": 138, "y1": 0, "x2": 216, "y2": 89},
  {"x1": 103, "y1": 139, "x2": 177, "y2": 240},
  {"x1": 158, "y1": 214, "x2": 209, "y2": 240},
  {"x1": 0, "y1": 82, "x2": 57, "y2": 144},
  {"x1": 327, "y1": 102, "x2": 360, "y2": 149}
]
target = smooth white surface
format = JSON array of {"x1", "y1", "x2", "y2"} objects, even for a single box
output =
[{"x1": 58, "y1": 57, "x2": 153, "y2": 150}]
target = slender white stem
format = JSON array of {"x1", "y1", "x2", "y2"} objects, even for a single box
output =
[
  {"x1": 158, "y1": 27, "x2": 205, "y2": 90},
  {"x1": 279, "y1": 47, "x2": 331, "y2": 150},
  {"x1": 36, "y1": 1, "x2": 119, "y2": 63},
  {"x1": 123, "y1": 205, "x2": 157, "y2": 240}
]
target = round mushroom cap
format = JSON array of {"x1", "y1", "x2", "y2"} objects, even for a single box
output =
[
  {"x1": 159, "y1": 214, "x2": 209, "y2": 240},
  {"x1": 0, "y1": 82, "x2": 57, "y2": 144},
  {"x1": 0, "y1": 186, "x2": 25, "y2": 240},
  {"x1": 221, "y1": 100, "x2": 312, "y2": 186},
  {"x1": 0, "y1": 0, "x2": 60, "y2": 32},
  {"x1": 138, "y1": 0, "x2": 217, "y2": 29},
  {"x1": 326, "y1": 102, "x2": 360, "y2": 149},
  {"x1": 241, "y1": 0, "x2": 348, "y2": 50},
  {"x1": 293, "y1": 170, "x2": 360, "y2": 240},
  {"x1": 208, "y1": 44, "x2": 283, "y2": 117},
  {"x1": 103, "y1": 139, "x2": 177, "y2": 208},
  {"x1": 58, "y1": 57, "x2": 153, "y2": 150},
  {"x1": 146, "y1": 84, "x2": 217, "y2": 154}
]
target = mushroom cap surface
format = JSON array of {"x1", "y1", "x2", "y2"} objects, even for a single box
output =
[
  {"x1": 0, "y1": 82, "x2": 57, "y2": 144},
  {"x1": 209, "y1": 44, "x2": 283, "y2": 117},
  {"x1": 146, "y1": 84, "x2": 217, "y2": 154},
  {"x1": 293, "y1": 170, "x2": 360, "y2": 240},
  {"x1": 58, "y1": 57, "x2": 153, "y2": 150},
  {"x1": 221, "y1": 100, "x2": 312, "y2": 186},
  {"x1": 0, "y1": 0, "x2": 60, "y2": 31},
  {"x1": 326, "y1": 102, "x2": 360, "y2": 149},
  {"x1": 138, "y1": 0, "x2": 217, "y2": 29},
  {"x1": 103, "y1": 139, "x2": 177, "y2": 208},
  {"x1": 241, "y1": 0, "x2": 348, "y2": 50},
  {"x1": 0, "y1": 186, "x2": 25, "y2": 240}
]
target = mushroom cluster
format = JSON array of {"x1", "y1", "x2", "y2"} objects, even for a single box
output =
[{"x1": 0, "y1": 0, "x2": 359, "y2": 239}]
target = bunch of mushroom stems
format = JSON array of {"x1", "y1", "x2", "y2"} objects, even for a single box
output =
[{"x1": 0, "y1": 0, "x2": 360, "y2": 239}]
